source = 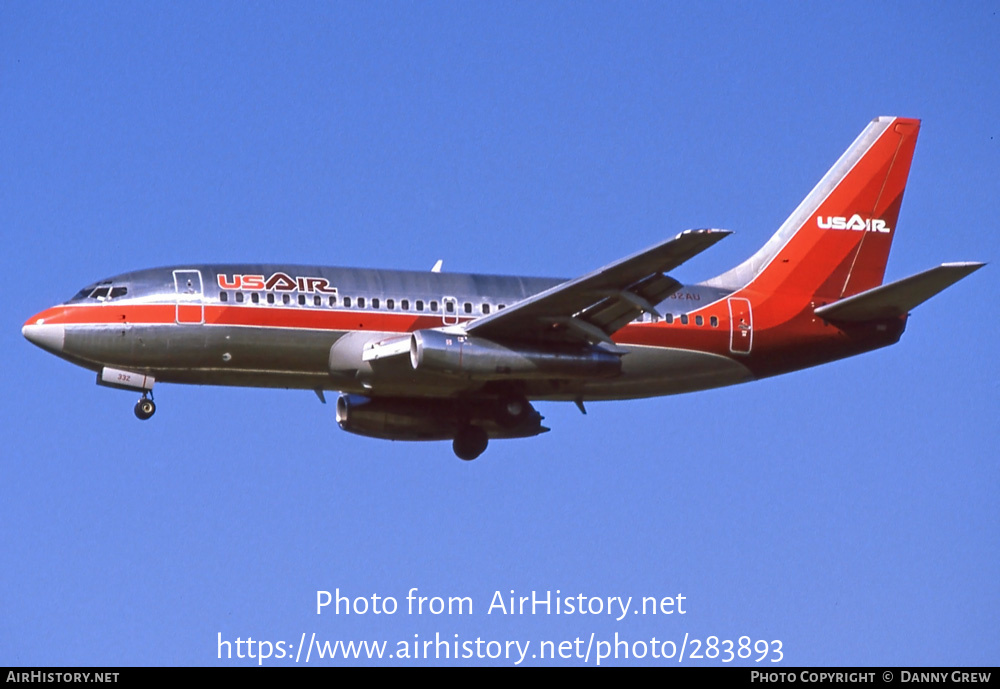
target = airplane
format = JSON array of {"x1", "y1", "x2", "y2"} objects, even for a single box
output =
[{"x1": 22, "y1": 116, "x2": 984, "y2": 460}]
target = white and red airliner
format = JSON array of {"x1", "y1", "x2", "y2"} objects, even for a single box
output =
[{"x1": 23, "y1": 117, "x2": 983, "y2": 459}]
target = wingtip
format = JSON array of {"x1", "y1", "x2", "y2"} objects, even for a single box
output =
[
  {"x1": 940, "y1": 261, "x2": 986, "y2": 272},
  {"x1": 677, "y1": 228, "x2": 733, "y2": 239}
]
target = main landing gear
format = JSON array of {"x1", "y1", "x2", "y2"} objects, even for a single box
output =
[
  {"x1": 134, "y1": 393, "x2": 156, "y2": 420},
  {"x1": 453, "y1": 426, "x2": 489, "y2": 461},
  {"x1": 451, "y1": 394, "x2": 533, "y2": 460}
]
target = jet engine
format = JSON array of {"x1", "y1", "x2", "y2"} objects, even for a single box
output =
[
  {"x1": 335, "y1": 393, "x2": 547, "y2": 460},
  {"x1": 409, "y1": 329, "x2": 621, "y2": 380}
]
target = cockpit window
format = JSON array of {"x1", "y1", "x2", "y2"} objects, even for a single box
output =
[{"x1": 70, "y1": 281, "x2": 128, "y2": 301}]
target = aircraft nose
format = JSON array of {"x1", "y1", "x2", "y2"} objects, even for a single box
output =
[{"x1": 22, "y1": 317, "x2": 66, "y2": 353}]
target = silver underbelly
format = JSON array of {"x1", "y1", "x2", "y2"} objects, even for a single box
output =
[{"x1": 60, "y1": 324, "x2": 753, "y2": 399}]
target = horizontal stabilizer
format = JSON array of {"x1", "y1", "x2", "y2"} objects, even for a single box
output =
[{"x1": 814, "y1": 262, "x2": 985, "y2": 322}]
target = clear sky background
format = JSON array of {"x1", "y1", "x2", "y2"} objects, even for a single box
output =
[{"x1": 2, "y1": 2, "x2": 997, "y2": 667}]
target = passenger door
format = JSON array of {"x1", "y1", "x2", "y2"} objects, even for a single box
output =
[
  {"x1": 728, "y1": 297, "x2": 752, "y2": 354},
  {"x1": 173, "y1": 270, "x2": 204, "y2": 324}
]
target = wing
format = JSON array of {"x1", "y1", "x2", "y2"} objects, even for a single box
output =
[{"x1": 465, "y1": 229, "x2": 731, "y2": 345}]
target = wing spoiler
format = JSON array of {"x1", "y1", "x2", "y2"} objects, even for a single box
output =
[{"x1": 814, "y1": 262, "x2": 985, "y2": 322}]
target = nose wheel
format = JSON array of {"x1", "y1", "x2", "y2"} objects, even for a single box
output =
[{"x1": 134, "y1": 394, "x2": 156, "y2": 420}]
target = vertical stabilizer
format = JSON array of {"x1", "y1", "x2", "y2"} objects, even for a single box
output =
[{"x1": 708, "y1": 117, "x2": 920, "y2": 300}]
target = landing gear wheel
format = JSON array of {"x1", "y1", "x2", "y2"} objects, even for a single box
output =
[
  {"x1": 496, "y1": 394, "x2": 529, "y2": 429},
  {"x1": 134, "y1": 397, "x2": 156, "y2": 420},
  {"x1": 453, "y1": 426, "x2": 488, "y2": 461}
]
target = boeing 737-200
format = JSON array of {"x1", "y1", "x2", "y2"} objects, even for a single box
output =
[{"x1": 23, "y1": 117, "x2": 984, "y2": 459}]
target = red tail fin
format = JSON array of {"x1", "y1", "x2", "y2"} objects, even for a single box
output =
[{"x1": 711, "y1": 117, "x2": 920, "y2": 300}]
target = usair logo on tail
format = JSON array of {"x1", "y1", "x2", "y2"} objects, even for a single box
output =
[{"x1": 816, "y1": 215, "x2": 891, "y2": 233}]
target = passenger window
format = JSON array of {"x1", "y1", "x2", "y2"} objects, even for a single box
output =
[
  {"x1": 358, "y1": 297, "x2": 365, "y2": 308},
  {"x1": 387, "y1": 299, "x2": 394, "y2": 310},
  {"x1": 482, "y1": 304, "x2": 490, "y2": 315},
  {"x1": 282, "y1": 294, "x2": 290, "y2": 305},
  {"x1": 710, "y1": 316, "x2": 719, "y2": 327},
  {"x1": 298, "y1": 295, "x2": 306, "y2": 305},
  {"x1": 464, "y1": 302, "x2": 472, "y2": 314},
  {"x1": 665, "y1": 314, "x2": 673, "y2": 323},
  {"x1": 680, "y1": 314, "x2": 688, "y2": 325},
  {"x1": 498, "y1": 304, "x2": 506, "y2": 310},
  {"x1": 695, "y1": 315, "x2": 704, "y2": 326},
  {"x1": 446, "y1": 301, "x2": 455, "y2": 313},
  {"x1": 267, "y1": 293, "x2": 275, "y2": 305},
  {"x1": 314, "y1": 295, "x2": 321, "y2": 306},
  {"x1": 430, "y1": 301, "x2": 438, "y2": 312},
  {"x1": 251, "y1": 293, "x2": 260, "y2": 304},
  {"x1": 329, "y1": 296, "x2": 337, "y2": 306},
  {"x1": 372, "y1": 298, "x2": 380, "y2": 309},
  {"x1": 236, "y1": 292, "x2": 244, "y2": 303},
  {"x1": 220, "y1": 292, "x2": 228, "y2": 302},
  {"x1": 344, "y1": 297, "x2": 352, "y2": 307},
  {"x1": 401, "y1": 299, "x2": 409, "y2": 311},
  {"x1": 416, "y1": 300, "x2": 424, "y2": 311}
]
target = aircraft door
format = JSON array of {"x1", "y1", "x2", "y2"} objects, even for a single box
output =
[
  {"x1": 173, "y1": 270, "x2": 204, "y2": 324},
  {"x1": 728, "y1": 297, "x2": 752, "y2": 354}
]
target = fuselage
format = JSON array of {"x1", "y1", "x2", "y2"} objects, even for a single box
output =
[
  {"x1": 21, "y1": 117, "x2": 982, "y2": 460},
  {"x1": 22, "y1": 263, "x2": 904, "y2": 402}
]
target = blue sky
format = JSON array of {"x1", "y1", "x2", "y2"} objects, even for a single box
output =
[{"x1": 2, "y1": 2, "x2": 996, "y2": 666}]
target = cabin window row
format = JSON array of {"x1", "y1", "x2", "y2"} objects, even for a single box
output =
[
  {"x1": 218, "y1": 291, "x2": 507, "y2": 314},
  {"x1": 217, "y1": 291, "x2": 719, "y2": 326},
  {"x1": 665, "y1": 314, "x2": 718, "y2": 327},
  {"x1": 635, "y1": 312, "x2": 720, "y2": 327}
]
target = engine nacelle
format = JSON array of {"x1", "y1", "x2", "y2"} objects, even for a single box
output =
[
  {"x1": 335, "y1": 394, "x2": 546, "y2": 441},
  {"x1": 409, "y1": 329, "x2": 621, "y2": 380}
]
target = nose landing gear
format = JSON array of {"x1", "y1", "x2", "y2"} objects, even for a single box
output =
[
  {"x1": 96, "y1": 367, "x2": 157, "y2": 420},
  {"x1": 134, "y1": 393, "x2": 156, "y2": 420}
]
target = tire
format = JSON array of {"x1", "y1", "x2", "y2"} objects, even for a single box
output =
[
  {"x1": 453, "y1": 426, "x2": 488, "y2": 461},
  {"x1": 495, "y1": 394, "x2": 529, "y2": 429},
  {"x1": 134, "y1": 399, "x2": 156, "y2": 420}
]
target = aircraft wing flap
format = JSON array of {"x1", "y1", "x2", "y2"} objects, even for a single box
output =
[
  {"x1": 466, "y1": 229, "x2": 730, "y2": 343},
  {"x1": 814, "y1": 262, "x2": 985, "y2": 322},
  {"x1": 577, "y1": 273, "x2": 681, "y2": 334}
]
